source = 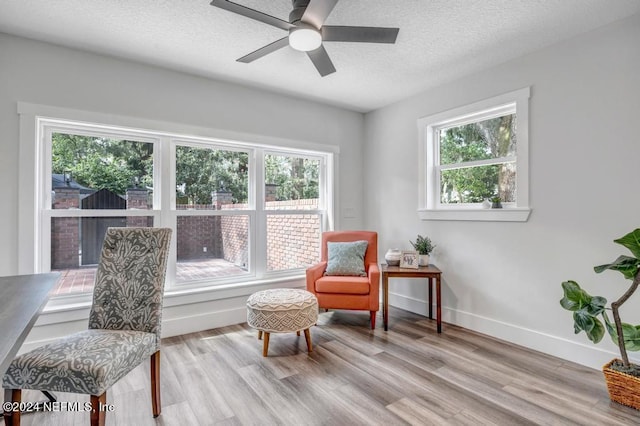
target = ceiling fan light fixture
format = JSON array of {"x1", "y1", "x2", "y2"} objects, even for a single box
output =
[{"x1": 289, "y1": 26, "x2": 322, "y2": 52}]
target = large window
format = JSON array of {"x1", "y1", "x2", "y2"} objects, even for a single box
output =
[
  {"x1": 418, "y1": 87, "x2": 531, "y2": 222},
  {"x1": 34, "y1": 117, "x2": 333, "y2": 299}
]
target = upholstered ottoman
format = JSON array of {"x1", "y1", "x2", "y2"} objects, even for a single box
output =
[{"x1": 246, "y1": 288, "x2": 318, "y2": 357}]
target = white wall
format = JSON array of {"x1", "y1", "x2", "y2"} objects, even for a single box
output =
[
  {"x1": 364, "y1": 13, "x2": 640, "y2": 369},
  {"x1": 0, "y1": 33, "x2": 364, "y2": 347}
]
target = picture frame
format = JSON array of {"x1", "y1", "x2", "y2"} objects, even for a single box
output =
[{"x1": 399, "y1": 250, "x2": 419, "y2": 269}]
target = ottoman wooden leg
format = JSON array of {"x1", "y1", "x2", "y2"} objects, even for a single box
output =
[
  {"x1": 296, "y1": 330, "x2": 300, "y2": 336},
  {"x1": 258, "y1": 330, "x2": 262, "y2": 340},
  {"x1": 262, "y1": 332, "x2": 270, "y2": 357},
  {"x1": 304, "y1": 328, "x2": 312, "y2": 353}
]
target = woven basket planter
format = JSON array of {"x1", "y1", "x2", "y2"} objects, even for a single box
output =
[{"x1": 603, "y1": 359, "x2": 640, "y2": 410}]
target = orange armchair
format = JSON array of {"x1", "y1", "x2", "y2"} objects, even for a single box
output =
[{"x1": 306, "y1": 231, "x2": 380, "y2": 329}]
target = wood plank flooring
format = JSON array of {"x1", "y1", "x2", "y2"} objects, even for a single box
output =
[{"x1": 11, "y1": 308, "x2": 640, "y2": 425}]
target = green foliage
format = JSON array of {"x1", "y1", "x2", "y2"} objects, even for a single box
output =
[
  {"x1": 439, "y1": 115, "x2": 516, "y2": 204},
  {"x1": 175, "y1": 146, "x2": 248, "y2": 204},
  {"x1": 52, "y1": 133, "x2": 153, "y2": 195},
  {"x1": 52, "y1": 133, "x2": 319, "y2": 206},
  {"x1": 560, "y1": 280, "x2": 606, "y2": 344},
  {"x1": 613, "y1": 229, "x2": 640, "y2": 259},
  {"x1": 560, "y1": 229, "x2": 640, "y2": 367},
  {"x1": 410, "y1": 235, "x2": 435, "y2": 255},
  {"x1": 265, "y1": 155, "x2": 318, "y2": 201},
  {"x1": 594, "y1": 255, "x2": 640, "y2": 280},
  {"x1": 604, "y1": 314, "x2": 640, "y2": 352}
]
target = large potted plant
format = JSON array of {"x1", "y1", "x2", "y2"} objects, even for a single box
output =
[
  {"x1": 410, "y1": 235, "x2": 435, "y2": 266},
  {"x1": 560, "y1": 228, "x2": 640, "y2": 410}
]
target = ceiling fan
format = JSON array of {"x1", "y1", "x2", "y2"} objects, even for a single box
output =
[{"x1": 210, "y1": 0, "x2": 399, "y2": 77}]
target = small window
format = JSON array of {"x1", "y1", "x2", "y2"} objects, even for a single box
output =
[{"x1": 418, "y1": 88, "x2": 531, "y2": 222}]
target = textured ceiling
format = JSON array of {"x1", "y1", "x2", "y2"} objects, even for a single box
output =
[{"x1": 1, "y1": 0, "x2": 639, "y2": 112}]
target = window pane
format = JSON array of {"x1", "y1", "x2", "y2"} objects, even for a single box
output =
[
  {"x1": 50, "y1": 216, "x2": 154, "y2": 295},
  {"x1": 176, "y1": 145, "x2": 249, "y2": 209},
  {"x1": 264, "y1": 154, "x2": 319, "y2": 210},
  {"x1": 267, "y1": 214, "x2": 320, "y2": 271},
  {"x1": 440, "y1": 163, "x2": 516, "y2": 204},
  {"x1": 176, "y1": 214, "x2": 249, "y2": 283},
  {"x1": 439, "y1": 114, "x2": 516, "y2": 165},
  {"x1": 51, "y1": 133, "x2": 153, "y2": 209}
]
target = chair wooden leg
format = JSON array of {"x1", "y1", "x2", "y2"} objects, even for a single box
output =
[
  {"x1": 296, "y1": 330, "x2": 300, "y2": 336},
  {"x1": 258, "y1": 330, "x2": 263, "y2": 340},
  {"x1": 151, "y1": 350, "x2": 161, "y2": 417},
  {"x1": 90, "y1": 393, "x2": 106, "y2": 426},
  {"x1": 3, "y1": 389, "x2": 20, "y2": 426},
  {"x1": 370, "y1": 311, "x2": 377, "y2": 330},
  {"x1": 262, "y1": 332, "x2": 270, "y2": 357},
  {"x1": 303, "y1": 328, "x2": 313, "y2": 353}
]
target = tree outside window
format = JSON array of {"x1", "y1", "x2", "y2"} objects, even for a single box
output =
[{"x1": 439, "y1": 113, "x2": 516, "y2": 204}]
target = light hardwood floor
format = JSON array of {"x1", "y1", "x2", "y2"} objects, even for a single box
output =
[{"x1": 11, "y1": 308, "x2": 640, "y2": 425}]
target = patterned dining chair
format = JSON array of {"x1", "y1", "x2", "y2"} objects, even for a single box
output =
[{"x1": 3, "y1": 227, "x2": 172, "y2": 426}]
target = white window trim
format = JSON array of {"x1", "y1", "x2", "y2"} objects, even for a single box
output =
[
  {"x1": 417, "y1": 87, "x2": 531, "y2": 222},
  {"x1": 17, "y1": 102, "x2": 338, "y2": 310}
]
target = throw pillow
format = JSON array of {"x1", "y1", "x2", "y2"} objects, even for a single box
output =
[{"x1": 325, "y1": 240, "x2": 368, "y2": 276}]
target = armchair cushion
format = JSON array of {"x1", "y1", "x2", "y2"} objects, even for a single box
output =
[
  {"x1": 325, "y1": 240, "x2": 368, "y2": 276},
  {"x1": 315, "y1": 276, "x2": 371, "y2": 294}
]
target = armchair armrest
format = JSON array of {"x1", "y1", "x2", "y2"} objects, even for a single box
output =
[
  {"x1": 306, "y1": 261, "x2": 327, "y2": 293},
  {"x1": 367, "y1": 263, "x2": 380, "y2": 310}
]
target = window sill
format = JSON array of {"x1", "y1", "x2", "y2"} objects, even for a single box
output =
[
  {"x1": 418, "y1": 208, "x2": 531, "y2": 222},
  {"x1": 40, "y1": 273, "x2": 306, "y2": 319}
]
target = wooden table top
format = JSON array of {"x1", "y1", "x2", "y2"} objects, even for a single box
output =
[
  {"x1": 0, "y1": 273, "x2": 59, "y2": 375},
  {"x1": 382, "y1": 264, "x2": 442, "y2": 275}
]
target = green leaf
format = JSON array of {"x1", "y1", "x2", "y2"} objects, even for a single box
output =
[
  {"x1": 560, "y1": 281, "x2": 590, "y2": 311},
  {"x1": 561, "y1": 281, "x2": 608, "y2": 344},
  {"x1": 560, "y1": 281, "x2": 606, "y2": 314},
  {"x1": 594, "y1": 255, "x2": 640, "y2": 280},
  {"x1": 603, "y1": 313, "x2": 640, "y2": 351},
  {"x1": 586, "y1": 296, "x2": 607, "y2": 316},
  {"x1": 614, "y1": 229, "x2": 640, "y2": 259},
  {"x1": 573, "y1": 311, "x2": 605, "y2": 343}
]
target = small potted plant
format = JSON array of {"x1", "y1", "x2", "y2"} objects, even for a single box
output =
[
  {"x1": 560, "y1": 228, "x2": 640, "y2": 410},
  {"x1": 491, "y1": 196, "x2": 502, "y2": 209},
  {"x1": 410, "y1": 235, "x2": 435, "y2": 266}
]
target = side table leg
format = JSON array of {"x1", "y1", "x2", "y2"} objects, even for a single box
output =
[
  {"x1": 436, "y1": 276, "x2": 442, "y2": 333},
  {"x1": 428, "y1": 277, "x2": 433, "y2": 320},
  {"x1": 383, "y1": 274, "x2": 389, "y2": 331}
]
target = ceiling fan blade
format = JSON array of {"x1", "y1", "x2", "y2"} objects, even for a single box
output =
[
  {"x1": 306, "y1": 45, "x2": 336, "y2": 77},
  {"x1": 210, "y1": 0, "x2": 294, "y2": 31},
  {"x1": 322, "y1": 26, "x2": 399, "y2": 43},
  {"x1": 237, "y1": 37, "x2": 289, "y2": 63},
  {"x1": 301, "y1": 0, "x2": 339, "y2": 29}
]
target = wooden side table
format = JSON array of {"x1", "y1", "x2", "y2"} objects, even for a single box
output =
[{"x1": 381, "y1": 264, "x2": 442, "y2": 333}]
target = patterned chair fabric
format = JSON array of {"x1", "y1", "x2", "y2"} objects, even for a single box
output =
[
  {"x1": 2, "y1": 227, "x2": 171, "y2": 412},
  {"x1": 88, "y1": 227, "x2": 171, "y2": 345},
  {"x1": 2, "y1": 330, "x2": 156, "y2": 395}
]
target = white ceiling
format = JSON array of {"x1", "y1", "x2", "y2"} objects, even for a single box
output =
[{"x1": 1, "y1": 0, "x2": 639, "y2": 112}]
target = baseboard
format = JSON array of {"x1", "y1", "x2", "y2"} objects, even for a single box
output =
[
  {"x1": 161, "y1": 307, "x2": 247, "y2": 338},
  {"x1": 388, "y1": 291, "x2": 640, "y2": 371}
]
